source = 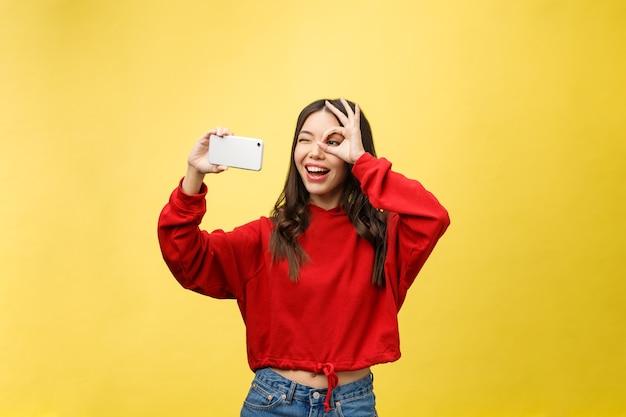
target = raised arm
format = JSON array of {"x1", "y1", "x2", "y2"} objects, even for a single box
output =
[
  {"x1": 353, "y1": 153, "x2": 450, "y2": 307},
  {"x1": 157, "y1": 128, "x2": 263, "y2": 299}
]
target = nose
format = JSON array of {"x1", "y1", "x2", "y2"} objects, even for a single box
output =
[{"x1": 308, "y1": 141, "x2": 325, "y2": 159}]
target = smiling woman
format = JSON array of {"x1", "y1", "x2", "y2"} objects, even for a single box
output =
[
  {"x1": 294, "y1": 110, "x2": 350, "y2": 209},
  {"x1": 271, "y1": 98, "x2": 387, "y2": 285},
  {"x1": 157, "y1": 98, "x2": 450, "y2": 416}
]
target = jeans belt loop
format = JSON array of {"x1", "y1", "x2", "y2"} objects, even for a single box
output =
[{"x1": 285, "y1": 380, "x2": 296, "y2": 404}]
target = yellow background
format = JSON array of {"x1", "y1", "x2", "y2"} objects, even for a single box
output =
[{"x1": 1, "y1": 1, "x2": 625, "y2": 416}]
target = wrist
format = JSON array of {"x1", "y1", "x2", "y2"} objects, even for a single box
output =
[
  {"x1": 352, "y1": 150, "x2": 366, "y2": 164},
  {"x1": 181, "y1": 167, "x2": 205, "y2": 195}
]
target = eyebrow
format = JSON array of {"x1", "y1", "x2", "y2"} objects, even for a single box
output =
[{"x1": 298, "y1": 130, "x2": 341, "y2": 137}]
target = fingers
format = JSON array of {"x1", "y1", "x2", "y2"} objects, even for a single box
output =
[
  {"x1": 215, "y1": 126, "x2": 232, "y2": 137},
  {"x1": 325, "y1": 98, "x2": 360, "y2": 128},
  {"x1": 200, "y1": 128, "x2": 217, "y2": 141},
  {"x1": 203, "y1": 127, "x2": 232, "y2": 138},
  {"x1": 325, "y1": 100, "x2": 348, "y2": 125},
  {"x1": 338, "y1": 97, "x2": 355, "y2": 120},
  {"x1": 322, "y1": 126, "x2": 344, "y2": 141},
  {"x1": 320, "y1": 126, "x2": 350, "y2": 161},
  {"x1": 200, "y1": 126, "x2": 233, "y2": 145}
]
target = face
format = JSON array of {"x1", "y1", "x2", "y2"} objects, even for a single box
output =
[{"x1": 294, "y1": 110, "x2": 349, "y2": 210}]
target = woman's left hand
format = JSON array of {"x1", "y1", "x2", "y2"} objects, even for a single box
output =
[{"x1": 321, "y1": 98, "x2": 366, "y2": 164}]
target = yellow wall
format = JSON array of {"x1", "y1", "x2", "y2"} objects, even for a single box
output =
[{"x1": 1, "y1": 1, "x2": 625, "y2": 416}]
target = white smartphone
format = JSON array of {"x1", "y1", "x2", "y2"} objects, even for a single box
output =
[{"x1": 208, "y1": 134, "x2": 264, "y2": 171}]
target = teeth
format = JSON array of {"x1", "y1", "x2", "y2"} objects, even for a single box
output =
[{"x1": 307, "y1": 167, "x2": 328, "y2": 173}]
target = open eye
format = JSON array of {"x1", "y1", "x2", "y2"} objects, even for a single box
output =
[{"x1": 325, "y1": 134, "x2": 344, "y2": 146}]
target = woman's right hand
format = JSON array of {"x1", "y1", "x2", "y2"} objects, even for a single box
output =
[
  {"x1": 188, "y1": 127, "x2": 232, "y2": 174},
  {"x1": 182, "y1": 127, "x2": 231, "y2": 195}
]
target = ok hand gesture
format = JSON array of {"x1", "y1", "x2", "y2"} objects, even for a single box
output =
[{"x1": 320, "y1": 98, "x2": 366, "y2": 164}]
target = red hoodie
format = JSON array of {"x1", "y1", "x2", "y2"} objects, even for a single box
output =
[{"x1": 158, "y1": 153, "x2": 449, "y2": 407}]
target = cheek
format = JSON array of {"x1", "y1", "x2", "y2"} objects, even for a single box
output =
[
  {"x1": 329, "y1": 157, "x2": 349, "y2": 174},
  {"x1": 293, "y1": 145, "x2": 306, "y2": 163}
]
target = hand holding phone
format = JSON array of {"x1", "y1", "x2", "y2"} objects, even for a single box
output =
[{"x1": 208, "y1": 134, "x2": 264, "y2": 171}]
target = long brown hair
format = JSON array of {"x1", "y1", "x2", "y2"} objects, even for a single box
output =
[{"x1": 269, "y1": 98, "x2": 388, "y2": 286}]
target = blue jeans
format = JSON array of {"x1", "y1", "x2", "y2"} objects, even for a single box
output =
[{"x1": 240, "y1": 368, "x2": 378, "y2": 417}]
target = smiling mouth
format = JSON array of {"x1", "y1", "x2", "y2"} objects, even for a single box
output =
[{"x1": 306, "y1": 166, "x2": 330, "y2": 178}]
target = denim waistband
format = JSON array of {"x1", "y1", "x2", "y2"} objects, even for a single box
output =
[{"x1": 252, "y1": 367, "x2": 374, "y2": 405}]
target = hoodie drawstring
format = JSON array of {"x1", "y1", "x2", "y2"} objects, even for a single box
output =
[{"x1": 313, "y1": 363, "x2": 338, "y2": 412}]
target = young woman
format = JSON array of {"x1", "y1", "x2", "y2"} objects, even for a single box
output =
[{"x1": 158, "y1": 98, "x2": 450, "y2": 416}]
